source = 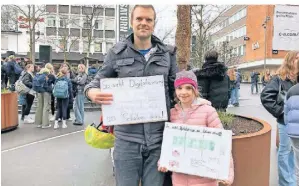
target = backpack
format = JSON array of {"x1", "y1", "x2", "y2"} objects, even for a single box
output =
[
  {"x1": 13, "y1": 62, "x2": 23, "y2": 75},
  {"x1": 15, "y1": 73, "x2": 30, "y2": 94},
  {"x1": 32, "y1": 73, "x2": 47, "y2": 93},
  {"x1": 53, "y1": 79, "x2": 69, "y2": 98}
]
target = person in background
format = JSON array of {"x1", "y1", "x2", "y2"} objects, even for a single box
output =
[
  {"x1": 227, "y1": 68, "x2": 237, "y2": 108},
  {"x1": 261, "y1": 51, "x2": 299, "y2": 186},
  {"x1": 284, "y1": 58, "x2": 299, "y2": 186},
  {"x1": 72, "y1": 64, "x2": 87, "y2": 125},
  {"x1": 234, "y1": 68, "x2": 242, "y2": 107},
  {"x1": 53, "y1": 67, "x2": 73, "y2": 129},
  {"x1": 61, "y1": 62, "x2": 75, "y2": 121},
  {"x1": 33, "y1": 68, "x2": 55, "y2": 129},
  {"x1": 262, "y1": 69, "x2": 272, "y2": 87},
  {"x1": 193, "y1": 50, "x2": 230, "y2": 111},
  {"x1": 45, "y1": 63, "x2": 56, "y2": 121},
  {"x1": 250, "y1": 70, "x2": 260, "y2": 94},
  {"x1": 158, "y1": 70, "x2": 234, "y2": 186},
  {"x1": 21, "y1": 64, "x2": 35, "y2": 123}
]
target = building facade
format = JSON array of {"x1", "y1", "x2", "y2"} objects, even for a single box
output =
[
  {"x1": 209, "y1": 5, "x2": 299, "y2": 82},
  {"x1": 1, "y1": 4, "x2": 132, "y2": 66}
]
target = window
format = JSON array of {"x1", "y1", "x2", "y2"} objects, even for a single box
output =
[
  {"x1": 95, "y1": 19, "x2": 103, "y2": 30},
  {"x1": 1, "y1": 36, "x2": 8, "y2": 50},
  {"x1": 238, "y1": 46, "x2": 242, "y2": 56},
  {"x1": 242, "y1": 45, "x2": 246, "y2": 56},
  {"x1": 47, "y1": 17, "x2": 56, "y2": 27},
  {"x1": 70, "y1": 19, "x2": 80, "y2": 28},
  {"x1": 83, "y1": 41, "x2": 90, "y2": 52},
  {"x1": 94, "y1": 41, "x2": 102, "y2": 52},
  {"x1": 106, "y1": 42, "x2": 114, "y2": 51},
  {"x1": 70, "y1": 40, "x2": 79, "y2": 52},
  {"x1": 105, "y1": 18, "x2": 115, "y2": 30},
  {"x1": 59, "y1": 15, "x2": 68, "y2": 27},
  {"x1": 59, "y1": 39, "x2": 67, "y2": 52},
  {"x1": 83, "y1": 18, "x2": 92, "y2": 29}
]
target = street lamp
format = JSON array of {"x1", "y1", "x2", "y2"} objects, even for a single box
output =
[{"x1": 262, "y1": 16, "x2": 270, "y2": 73}]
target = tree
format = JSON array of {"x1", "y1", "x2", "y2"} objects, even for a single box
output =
[
  {"x1": 190, "y1": 5, "x2": 228, "y2": 68},
  {"x1": 175, "y1": 5, "x2": 191, "y2": 71},
  {"x1": 47, "y1": 14, "x2": 81, "y2": 62},
  {"x1": 10, "y1": 5, "x2": 48, "y2": 63},
  {"x1": 1, "y1": 5, "x2": 19, "y2": 32},
  {"x1": 218, "y1": 41, "x2": 241, "y2": 66},
  {"x1": 80, "y1": 5, "x2": 106, "y2": 72}
]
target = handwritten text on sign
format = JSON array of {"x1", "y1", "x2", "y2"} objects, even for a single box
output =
[
  {"x1": 100, "y1": 75, "x2": 168, "y2": 126},
  {"x1": 159, "y1": 122, "x2": 232, "y2": 180}
]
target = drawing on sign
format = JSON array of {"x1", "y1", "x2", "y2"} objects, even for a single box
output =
[
  {"x1": 100, "y1": 75, "x2": 168, "y2": 126},
  {"x1": 159, "y1": 122, "x2": 232, "y2": 180}
]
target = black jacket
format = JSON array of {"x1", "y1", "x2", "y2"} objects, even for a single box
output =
[
  {"x1": 194, "y1": 60, "x2": 230, "y2": 110},
  {"x1": 22, "y1": 72, "x2": 34, "y2": 88},
  {"x1": 260, "y1": 75, "x2": 295, "y2": 124}
]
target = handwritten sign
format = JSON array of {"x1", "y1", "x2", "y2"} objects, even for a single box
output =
[
  {"x1": 159, "y1": 122, "x2": 232, "y2": 180},
  {"x1": 100, "y1": 75, "x2": 168, "y2": 126}
]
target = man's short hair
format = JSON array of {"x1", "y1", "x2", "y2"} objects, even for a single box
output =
[
  {"x1": 130, "y1": 5, "x2": 156, "y2": 24},
  {"x1": 204, "y1": 50, "x2": 218, "y2": 61}
]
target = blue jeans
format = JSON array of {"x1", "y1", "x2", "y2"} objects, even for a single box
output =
[
  {"x1": 74, "y1": 93, "x2": 84, "y2": 123},
  {"x1": 251, "y1": 83, "x2": 258, "y2": 94},
  {"x1": 278, "y1": 123, "x2": 296, "y2": 186},
  {"x1": 113, "y1": 139, "x2": 165, "y2": 186},
  {"x1": 235, "y1": 88, "x2": 240, "y2": 105},
  {"x1": 229, "y1": 88, "x2": 236, "y2": 105}
]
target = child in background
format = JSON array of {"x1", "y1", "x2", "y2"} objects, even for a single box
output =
[{"x1": 158, "y1": 70, "x2": 234, "y2": 186}]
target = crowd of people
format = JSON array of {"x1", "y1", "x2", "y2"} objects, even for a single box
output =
[{"x1": 1, "y1": 56, "x2": 92, "y2": 129}]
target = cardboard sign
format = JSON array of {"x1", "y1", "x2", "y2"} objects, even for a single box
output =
[
  {"x1": 159, "y1": 122, "x2": 232, "y2": 180},
  {"x1": 100, "y1": 75, "x2": 168, "y2": 126}
]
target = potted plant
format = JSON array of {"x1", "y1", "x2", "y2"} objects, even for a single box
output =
[
  {"x1": 1, "y1": 88, "x2": 19, "y2": 132},
  {"x1": 218, "y1": 111, "x2": 271, "y2": 186}
]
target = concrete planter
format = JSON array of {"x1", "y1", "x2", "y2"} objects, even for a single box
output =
[
  {"x1": 230, "y1": 115, "x2": 271, "y2": 186},
  {"x1": 1, "y1": 92, "x2": 19, "y2": 132}
]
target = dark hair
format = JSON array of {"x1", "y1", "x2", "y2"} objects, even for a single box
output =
[
  {"x1": 205, "y1": 50, "x2": 218, "y2": 61},
  {"x1": 130, "y1": 5, "x2": 156, "y2": 24}
]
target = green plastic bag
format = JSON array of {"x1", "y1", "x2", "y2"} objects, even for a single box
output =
[{"x1": 84, "y1": 123, "x2": 115, "y2": 149}]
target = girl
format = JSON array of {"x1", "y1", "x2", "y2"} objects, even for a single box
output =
[
  {"x1": 45, "y1": 63, "x2": 56, "y2": 121},
  {"x1": 21, "y1": 64, "x2": 35, "y2": 123},
  {"x1": 158, "y1": 70, "x2": 234, "y2": 186},
  {"x1": 72, "y1": 64, "x2": 87, "y2": 125},
  {"x1": 284, "y1": 54, "x2": 299, "y2": 185},
  {"x1": 261, "y1": 69, "x2": 271, "y2": 87},
  {"x1": 53, "y1": 67, "x2": 73, "y2": 129},
  {"x1": 261, "y1": 51, "x2": 299, "y2": 186}
]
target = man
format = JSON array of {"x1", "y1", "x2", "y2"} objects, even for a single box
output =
[
  {"x1": 84, "y1": 5, "x2": 177, "y2": 186},
  {"x1": 250, "y1": 70, "x2": 260, "y2": 94},
  {"x1": 193, "y1": 50, "x2": 230, "y2": 111}
]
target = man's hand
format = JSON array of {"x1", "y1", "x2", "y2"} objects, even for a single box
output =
[{"x1": 87, "y1": 88, "x2": 113, "y2": 105}]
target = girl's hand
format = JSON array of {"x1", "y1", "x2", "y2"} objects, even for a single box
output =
[
  {"x1": 218, "y1": 180, "x2": 231, "y2": 186},
  {"x1": 157, "y1": 160, "x2": 168, "y2": 172}
]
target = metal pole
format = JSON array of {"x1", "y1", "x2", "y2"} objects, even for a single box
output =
[{"x1": 264, "y1": 24, "x2": 266, "y2": 72}]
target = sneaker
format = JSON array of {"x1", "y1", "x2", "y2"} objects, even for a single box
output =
[
  {"x1": 24, "y1": 118, "x2": 34, "y2": 124},
  {"x1": 67, "y1": 118, "x2": 73, "y2": 122},
  {"x1": 228, "y1": 104, "x2": 234, "y2": 108},
  {"x1": 50, "y1": 116, "x2": 55, "y2": 122},
  {"x1": 41, "y1": 124, "x2": 52, "y2": 129},
  {"x1": 73, "y1": 121, "x2": 83, "y2": 125},
  {"x1": 58, "y1": 118, "x2": 62, "y2": 122},
  {"x1": 62, "y1": 120, "x2": 67, "y2": 129},
  {"x1": 37, "y1": 124, "x2": 42, "y2": 128},
  {"x1": 54, "y1": 121, "x2": 59, "y2": 129}
]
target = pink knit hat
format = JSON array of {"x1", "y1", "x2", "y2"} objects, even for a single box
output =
[{"x1": 174, "y1": 70, "x2": 198, "y2": 89}]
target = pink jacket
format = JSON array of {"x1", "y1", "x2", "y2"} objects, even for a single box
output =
[{"x1": 169, "y1": 103, "x2": 234, "y2": 186}]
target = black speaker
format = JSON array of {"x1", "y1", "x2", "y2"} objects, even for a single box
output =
[{"x1": 39, "y1": 45, "x2": 52, "y2": 63}]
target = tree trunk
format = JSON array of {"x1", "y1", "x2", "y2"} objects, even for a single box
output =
[{"x1": 175, "y1": 5, "x2": 191, "y2": 71}]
